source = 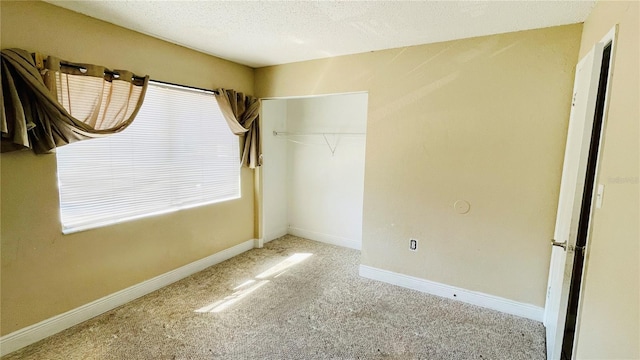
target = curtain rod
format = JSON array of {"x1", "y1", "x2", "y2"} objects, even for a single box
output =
[
  {"x1": 42, "y1": 58, "x2": 220, "y2": 94},
  {"x1": 50, "y1": 60, "x2": 147, "y2": 80},
  {"x1": 149, "y1": 79, "x2": 219, "y2": 95}
]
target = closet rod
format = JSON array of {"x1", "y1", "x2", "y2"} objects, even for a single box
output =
[{"x1": 273, "y1": 131, "x2": 365, "y2": 136}]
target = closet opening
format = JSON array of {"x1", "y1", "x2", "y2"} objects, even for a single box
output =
[{"x1": 260, "y1": 92, "x2": 368, "y2": 250}]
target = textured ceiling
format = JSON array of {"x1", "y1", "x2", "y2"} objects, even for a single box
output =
[{"x1": 45, "y1": 1, "x2": 595, "y2": 68}]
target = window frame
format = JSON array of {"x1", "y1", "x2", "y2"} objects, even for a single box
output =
[{"x1": 55, "y1": 81, "x2": 242, "y2": 234}]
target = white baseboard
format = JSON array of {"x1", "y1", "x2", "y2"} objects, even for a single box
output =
[
  {"x1": 288, "y1": 226, "x2": 361, "y2": 250},
  {"x1": 264, "y1": 226, "x2": 288, "y2": 243},
  {"x1": 0, "y1": 239, "x2": 256, "y2": 357},
  {"x1": 359, "y1": 265, "x2": 544, "y2": 322}
]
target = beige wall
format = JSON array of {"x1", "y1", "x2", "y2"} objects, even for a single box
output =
[
  {"x1": 574, "y1": 1, "x2": 639, "y2": 358},
  {"x1": 5, "y1": 3, "x2": 635, "y2": 357},
  {"x1": 256, "y1": 24, "x2": 583, "y2": 307},
  {"x1": 0, "y1": 1, "x2": 255, "y2": 335}
]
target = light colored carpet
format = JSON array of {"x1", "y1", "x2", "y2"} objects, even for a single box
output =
[{"x1": 3, "y1": 235, "x2": 546, "y2": 359}]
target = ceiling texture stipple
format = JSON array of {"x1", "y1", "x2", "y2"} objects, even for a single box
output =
[{"x1": 45, "y1": 1, "x2": 596, "y2": 68}]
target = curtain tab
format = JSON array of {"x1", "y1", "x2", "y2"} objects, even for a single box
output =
[{"x1": 33, "y1": 52, "x2": 45, "y2": 70}]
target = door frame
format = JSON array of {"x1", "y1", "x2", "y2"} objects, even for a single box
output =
[
  {"x1": 568, "y1": 24, "x2": 618, "y2": 358},
  {"x1": 543, "y1": 25, "x2": 618, "y2": 360},
  {"x1": 544, "y1": 41, "x2": 604, "y2": 360}
]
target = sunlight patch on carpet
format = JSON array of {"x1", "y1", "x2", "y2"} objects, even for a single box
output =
[
  {"x1": 256, "y1": 253, "x2": 313, "y2": 279},
  {"x1": 195, "y1": 253, "x2": 313, "y2": 313}
]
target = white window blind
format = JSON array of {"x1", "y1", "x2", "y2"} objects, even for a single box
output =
[{"x1": 56, "y1": 82, "x2": 241, "y2": 234}]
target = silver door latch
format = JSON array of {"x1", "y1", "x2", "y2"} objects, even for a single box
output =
[
  {"x1": 550, "y1": 239, "x2": 585, "y2": 255},
  {"x1": 551, "y1": 239, "x2": 567, "y2": 250}
]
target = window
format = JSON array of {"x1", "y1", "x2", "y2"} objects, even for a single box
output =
[{"x1": 56, "y1": 82, "x2": 241, "y2": 234}]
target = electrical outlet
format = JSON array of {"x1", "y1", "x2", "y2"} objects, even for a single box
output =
[{"x1": 409, "y1": 239, "x2": 418, "y2": 252}]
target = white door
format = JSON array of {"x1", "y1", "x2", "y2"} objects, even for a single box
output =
[{"x1": 544, "y1": 43, "x2": 604, "y2": 360}]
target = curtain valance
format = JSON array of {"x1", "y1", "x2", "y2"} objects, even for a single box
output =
[
  {"x1": 214, "y1": 89, "x2": 262, "y2": 168},
  {"x1": 1, "y1": 48, "x2": 149, "y2": 154}
]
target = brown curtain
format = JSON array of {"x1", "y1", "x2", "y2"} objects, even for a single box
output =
[
  {"x1": 1, "y1": 48, "x2": 149, "y2": 154},
  {"x1": 214, "y1": 88, "x2": 261, "y2": 168}
]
